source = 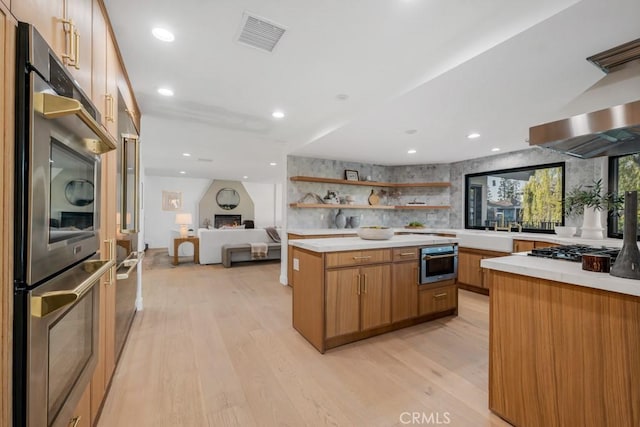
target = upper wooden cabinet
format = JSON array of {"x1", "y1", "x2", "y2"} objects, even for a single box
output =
[{"x1": 12, "y1": 0, "x2": 92, "y2": 94}]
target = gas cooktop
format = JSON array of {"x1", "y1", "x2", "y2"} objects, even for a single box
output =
[{"x1": 528, "y1": 244, "x2": 620, "y2": 263}]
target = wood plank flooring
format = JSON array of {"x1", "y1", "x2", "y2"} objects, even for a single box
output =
[{"x1": 97, "y1": 250, "x2": 509, "y2": 427}]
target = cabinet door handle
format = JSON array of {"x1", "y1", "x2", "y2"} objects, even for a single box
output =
[
  {"x1": 73, "y1": 28, "x2": 80, "y2": 69},
  {"x1": 104, "y1": 239, "x2": 115, "y2": 286},
  {"x1": 399, "y1": 252, "x2": 414, "y2": 256},
  {"x1": 362, "y1": 274, "x2": 367, "y2": 294},
  {"x1": 61, "y1": 18, "x2": 77, "y2": 66},
  {"x1": 69, "y1": 416, "x2": 81, "y2": 427},
  {"x1": 433, "y1": 292, "x2": 448, "y2": 299},
  {"x1": 356, "y1": 274, "x2": 361, "y2": 295},
  {"x1": 353, "y1": 256, "x2": 372, "y2": 260},
  {"x1": 105, "y1": 94, "x2": 115, "y2": 122}
]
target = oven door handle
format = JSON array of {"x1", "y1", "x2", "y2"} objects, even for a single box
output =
[
  {"x1": 31, "y1": 259, "x2": 115, "y2": 318},
  {"x1": 423, "y1": 253, "x2": 456, "y2": 260},
  {"x1": 33, "y1": 92, "x2": 117, "y2": 153},
  {"x1": 117, "y1": 251, "x2": 144, "y2": 280}
]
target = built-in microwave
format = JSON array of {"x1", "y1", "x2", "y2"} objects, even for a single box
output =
[{"x1": 420, "y1": 244, "x2": 458, "y2": 284}]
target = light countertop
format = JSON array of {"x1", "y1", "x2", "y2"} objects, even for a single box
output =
[
  {"x1": 288, "y1": 235, "x2": 457, "y2": 252},
  {"x1": 481, "y1": 254, "x2": 640, "y2": 297},
  {"x1": 287, "y1": 227, "x2": 627, "y2": 251}
]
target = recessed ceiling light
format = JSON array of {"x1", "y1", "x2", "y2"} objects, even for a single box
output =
[
  {"x1": 405, "y1": 129, "x2": 418, "y2": 135},
  {"x1": 158, "y1": 87, "x2": 174, "y2": 97},
  {"x1": 467, "y1": 132, "x2": 481, "y2": 139},
  {"x1": 182, "y1": 152, "x2": 191, "y2": 157},
  {"x1": 272, "y1": 110, "x2": 285, "y2": 119},
  {"x1": 491, "y1": 147, "x2": 501, "y2": 152},
  {"x1": 179, "y1": 171, "x2": 186, "y2": 174},
  {"x1": 407, "y1": 149, "x2": 417, "y2": 154},
  {"x1": 243, "y1": 175, "x2": 249, "y2": 179},
  {"x1": 269, "y1": 162, "x2": 277, "y2": 166},
  {"x1": 336, "y1": 93, "x2": 349, "y2": 101},
  {"x1": 152, "y1": 27, "x2": 175, "y2": 42}
]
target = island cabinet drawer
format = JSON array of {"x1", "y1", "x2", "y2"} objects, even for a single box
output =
[
  {"x1": 325, "y1": 249, "x2": 392, "y2": 268},
  {"x1": 418, "y1": 285, "x2": 457, "y2": 316},
  {"x1": 392, "y1": 247, "x2": 419, "y2": 262}
]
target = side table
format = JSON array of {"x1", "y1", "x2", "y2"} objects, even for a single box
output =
[{"x1": 173, "y1": 236, "x2": 199, "y2": 265}]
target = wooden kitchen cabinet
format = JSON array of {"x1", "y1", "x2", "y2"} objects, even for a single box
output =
[
  {"x1": 325, "y1": 264, "x2": 391, "y2": 338},
  {"x1": 419, "y1": 284, "x2": 457, "y2": 316},
  {"x1": 292, "y1": 243, "x2": 457, "y2": 353},
  {"x1": 69, "y1": 383, "x2": 91, "y2": 427},
  {"x1": 457, "y1": 248, "x2": 509, "y2": 294},
  {"x1": 91, "y1": 148, "x2": 117, "y2": 423},
  {"x1": 12, "y1": 0, "x2": 92, "y2": 93},
  {"x1": 359, "y1": 264, "x2": 391, "y2": 330},
  {"x1": 0, "y1": 5, "x2": 16, "y2": 426},
  {"x1": 391, "y1": 260, "x2": 419, "y2": 322},
  {"x1": 513, "y1": 239, "x2": 560, "y2": 252},
  {"x1": 287, "y1": 232, "x2": 355, "y2": 287}
]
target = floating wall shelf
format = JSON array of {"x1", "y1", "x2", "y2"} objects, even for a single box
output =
[
  {"x1": 289, "y1": 203, "x2": 450, "y2": 210},
  {"x1": 289, "y1": 176, "x2": 451, "y2": 188}
]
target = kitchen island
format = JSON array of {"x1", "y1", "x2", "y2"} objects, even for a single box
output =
[
  {"x1": 289, "y1": 235, "x2": 458, "y2": 353},
  {"x1": 481, "y1": 255, "x2": 640, "y2": 427}
]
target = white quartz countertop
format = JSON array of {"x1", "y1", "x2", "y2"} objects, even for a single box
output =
[
  {"x1": 481, "y1": 255, "x2": 640, "y2": 297},
  {"x1": 289, "y1": 235, "x2": 457, "y2": 252},
  {"x1": 287, "y1": 228, "x2": 626, "y2": 250}
]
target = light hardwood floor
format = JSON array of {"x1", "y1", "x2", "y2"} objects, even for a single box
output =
[{"x1": 97, "y1": 250, "x2": 509, "y2": 427}]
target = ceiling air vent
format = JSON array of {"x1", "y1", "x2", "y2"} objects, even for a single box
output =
[
  {"x1": 237, "y1": 13, "x2": 286, "y2": 53},
  {"x1": 587, "y1": 38, "x2": 640, "y2": 73}
]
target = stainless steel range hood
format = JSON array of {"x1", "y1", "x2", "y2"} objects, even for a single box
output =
[
  {"x1": 529, "y1": 99, "x2": 640, "y2": 158},
  {"x1": 529, "y1": 39, "x2": 640, "y2": 159}
]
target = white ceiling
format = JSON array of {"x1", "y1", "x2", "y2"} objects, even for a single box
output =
[{"x1": 104, "y1": 0, "x2": 640, "y2": 183}]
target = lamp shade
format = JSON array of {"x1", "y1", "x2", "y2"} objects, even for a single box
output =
[{"x1": 175, "y1": 213, "x2": 192, "y2": 225}]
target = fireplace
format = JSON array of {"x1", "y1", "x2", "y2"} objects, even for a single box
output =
[{"x1": 214, "y1": 214, "x2": 242, "y2": 228}]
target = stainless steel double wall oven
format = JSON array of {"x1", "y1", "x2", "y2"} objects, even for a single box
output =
[{"x1": 13, "y1": 24, "x2": 116, "y2": 427}]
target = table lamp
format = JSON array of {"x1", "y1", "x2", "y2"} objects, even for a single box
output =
[{"x1": 175, "y1": 213, "x2": 192, "y2": 237}]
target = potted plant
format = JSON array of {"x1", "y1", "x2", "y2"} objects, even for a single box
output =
[
  {"x1": 564, "y1": 179, "x2": 623, "y2": 239},
  {"x1": 405, "y1": 221, "x2": 425, "y2": 229}
]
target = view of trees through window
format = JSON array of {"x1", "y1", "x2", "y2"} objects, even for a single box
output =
[
  {"x1": 608, "y1": 153, "x2": 640, "y2": 238},
  {"x1": 465, "y1": 163, "x2": 565, "y2": 233}
]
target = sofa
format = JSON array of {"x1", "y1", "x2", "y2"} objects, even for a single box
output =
[{"x1": 197, "y1": 228, "x2": 280, "y2": 264}]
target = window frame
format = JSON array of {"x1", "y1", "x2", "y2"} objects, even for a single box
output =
[
  {"x1": 464, "y1": 162, "x2": 566, "y2": 234},
  {"x1": 607, "y1": 154, "x2": 639, "y2": 240}
]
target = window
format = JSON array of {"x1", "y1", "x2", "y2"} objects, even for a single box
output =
[
  {"x1": 465, "y1": 162, "x2": 565, "y2": 233},
  {"x1": 608, "y1": 153, "x2": 640, "y2": 239}
]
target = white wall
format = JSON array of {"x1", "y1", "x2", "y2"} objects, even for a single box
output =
[
  {"x1": 143, "y1": 175, "x2": 211, "y2": 248},
  {"x1": 143, "y1": 176, "x2": 283, "y2": 249},
  {"x1": 243, "y1": 182, "x2": 283, "y2": 228}
]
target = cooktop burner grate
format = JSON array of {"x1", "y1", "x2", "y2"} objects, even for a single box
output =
[{"x1": 528, "y1": 244, "x2": 620, "y2": 262}]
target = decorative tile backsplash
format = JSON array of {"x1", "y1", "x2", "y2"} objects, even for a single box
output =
[{"x1": 287, "y1": 149, "x2": 605, "y2": 230}]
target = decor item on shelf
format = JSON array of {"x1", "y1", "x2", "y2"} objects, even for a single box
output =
[
  {"x1": 405, "y1": 221, "x2": 425, "y2": 229},
  {"x1": 323, "y1": 190, "x2": 339, "y2": 204},
  {"x1": 348, "y1": 216, "x2": 361, "y2": 228},
  {"x1": 610, "y1": 190, "x2": 640, "y2": 280},
  {"x1": 357, "y1": 226, "x2": 393, "y2": 240},
  {"x1": 202, "y1": 218, "x2": 212, "y2": 229},
  {"x1": 335, "y1": 209, "x2": 346, "y2": 229},
  {"x1": 298, "y1": 192, "x2": 324, "y2": 204},
  {"x1": 345, "y1": 195, "x2": 355, "y2": 205},
  {"x1": 175, "y1": 212, "x2": 193, "y2": 237},
  {"x1": 554, "y1": 226, "x2": 576, "y2": 237},
  {"x1": 344, "y1": 169, "x2": 359, "y2": 181},
  {"x1": 368, "y1": 189, "x2": 380, "y2": 205},
  {"x1": 565, "y1": 179, "x2": 623, "y2": 239}
]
